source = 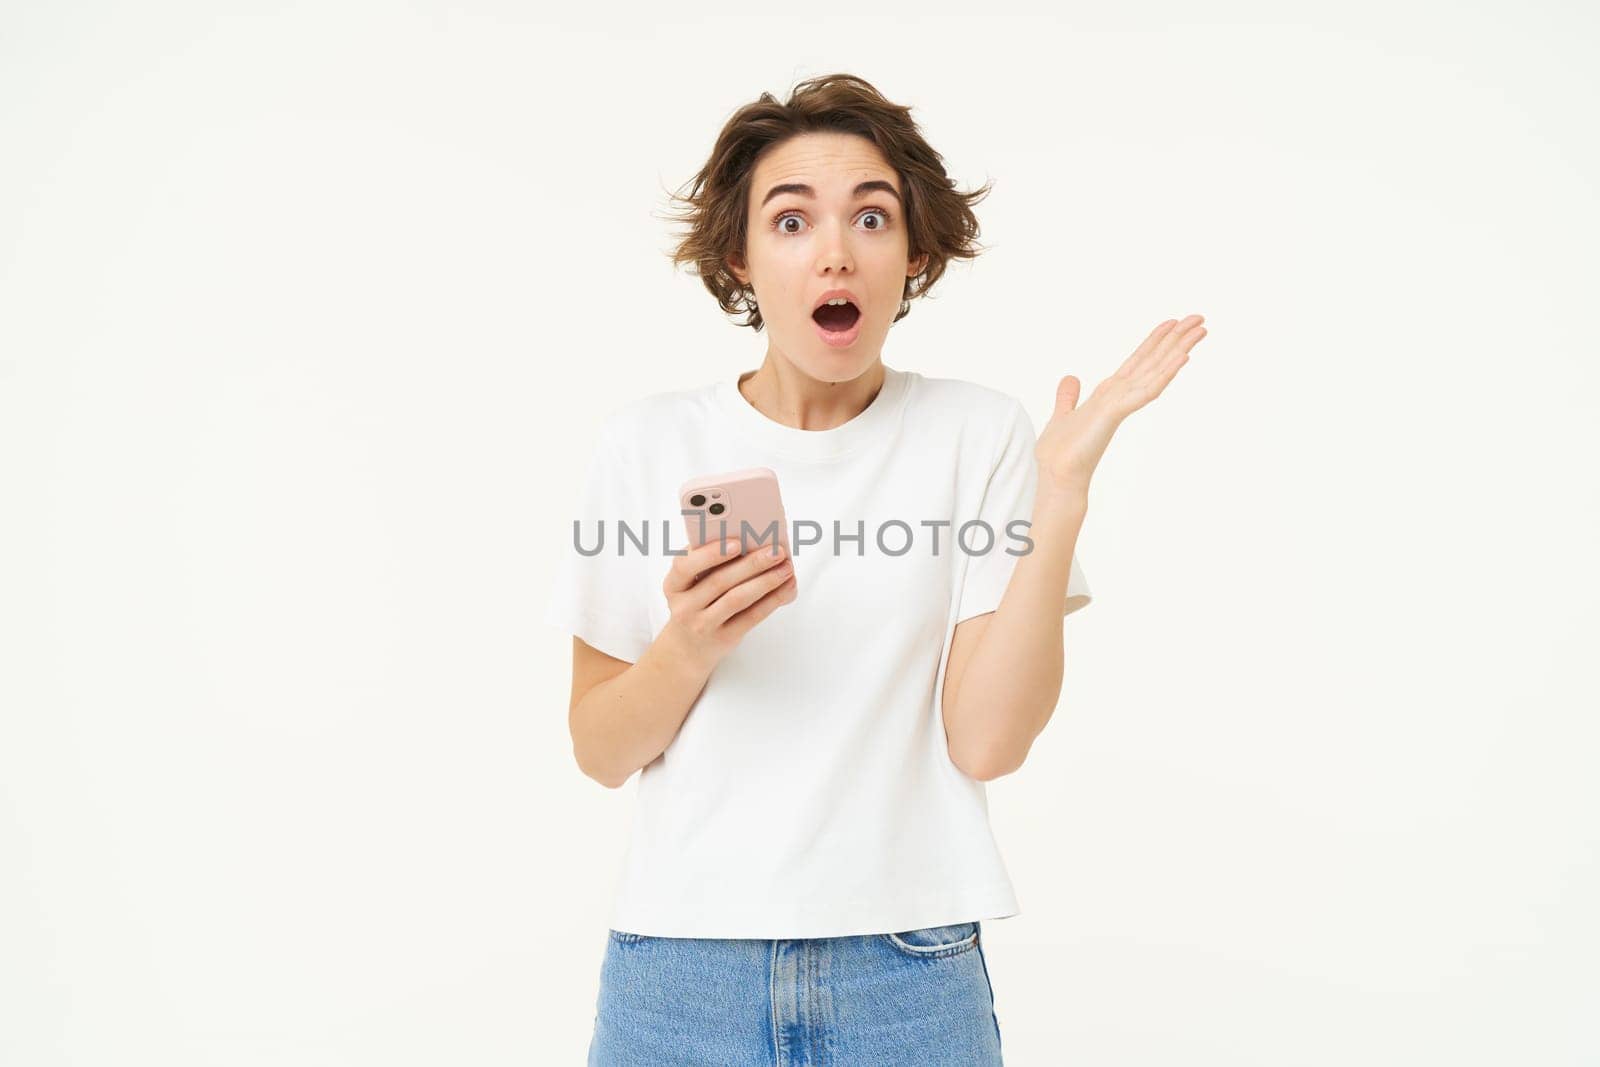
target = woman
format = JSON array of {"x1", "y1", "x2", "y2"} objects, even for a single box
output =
[{"x1": 544, "y1": 73, "x2": 1206, "y2": 1065}]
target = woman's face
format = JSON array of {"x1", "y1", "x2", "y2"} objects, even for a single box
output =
[{"x1": 729, "y1": 131, "x2": 927, "y2": 383}]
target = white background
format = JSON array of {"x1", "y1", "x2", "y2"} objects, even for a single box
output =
[{"x1": 4, "y1": 3, "x2": 1597, "y2": 1064}]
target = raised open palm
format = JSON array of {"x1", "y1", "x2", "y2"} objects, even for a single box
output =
[{"x1": 1035, "y1": 314, "x2": 1208, "y2": 498}]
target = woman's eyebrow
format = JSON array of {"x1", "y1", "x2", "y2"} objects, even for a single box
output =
[{"x1": 760, "y1": 180, "x2": 902, "y2": 208}]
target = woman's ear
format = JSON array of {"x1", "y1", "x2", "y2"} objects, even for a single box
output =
[
  {"x1": 907, "y1": 252, "x2": 929, "y2": 277},
  {"x1": 727, "y1": 252, "x2": 749, "y2": 286}
]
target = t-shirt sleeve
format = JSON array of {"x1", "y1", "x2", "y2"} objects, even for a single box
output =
[
  {"x1": 953, "y1": 399, "x2": 1093, "y2": 625},
  {"x1": 541, "y1": 421, "x2": 656, "y2": 663}
]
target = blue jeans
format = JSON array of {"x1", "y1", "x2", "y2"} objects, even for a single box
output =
[{"x1": 588, "y1": 920, "x2": 1004, "y2": 1065}]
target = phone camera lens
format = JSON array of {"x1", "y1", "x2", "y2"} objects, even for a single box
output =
[
  {"x1": 708, "y1": 502, "x2": 725, "y2": 515},
  {"x1": 690, "y1": 494, "x2": 706, "y2": 507}
]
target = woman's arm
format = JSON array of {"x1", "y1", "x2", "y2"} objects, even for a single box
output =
[
  {"x1": 943, "y1": 315, "x2": 1207, "y2": 779},
  {"x1": 568, "y1": 627, "x2": 717, "y2": 788},
  {"x1": 942, "y1": 491, "x2": 1086, "y2": 780},
  {"x1": 567, "y1": 537, "x2": 797, "y2": 787}
]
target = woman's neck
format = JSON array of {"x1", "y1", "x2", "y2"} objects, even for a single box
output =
[{"x1": 737, "y1": 358, "x2": 884, "y2": 432}]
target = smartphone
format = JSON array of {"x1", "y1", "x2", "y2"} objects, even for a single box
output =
[{"x1": 678, "y1": 467, "x2": 791, "y2": 559}]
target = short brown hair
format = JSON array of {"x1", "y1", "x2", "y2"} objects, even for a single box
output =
[{"x1": 661, "y1": 73, "x2": 994, "y2": 331}]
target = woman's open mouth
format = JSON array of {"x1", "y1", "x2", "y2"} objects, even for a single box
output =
[{"x1": 811, "y1": 300, "x2": 862, "y2": 348}]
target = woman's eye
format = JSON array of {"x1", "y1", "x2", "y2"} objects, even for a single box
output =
[{"x1": 774, "y1": 209, "x2": 891, "y2": 234}]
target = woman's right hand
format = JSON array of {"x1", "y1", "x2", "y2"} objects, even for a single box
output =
[{"x1": 659, "y1": 537, "x2": 797, "y2": 671}]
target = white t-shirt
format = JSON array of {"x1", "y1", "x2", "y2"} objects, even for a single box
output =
[{"x1": 543, "y1": 364, "x2": 1092, "y2": 939}]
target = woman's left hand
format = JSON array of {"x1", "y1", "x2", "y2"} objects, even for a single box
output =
[{"x1": 1035, "y1": 314, "x2": 1208, "y2": 499}]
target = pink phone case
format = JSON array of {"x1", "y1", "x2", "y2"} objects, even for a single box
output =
[{"x1": 678, "y1": 467, "x2": 790, "y2": 558}]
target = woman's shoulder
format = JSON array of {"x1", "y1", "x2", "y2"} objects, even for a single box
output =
[
  {"x1": 589, "y1": 381, "x2": 720, "y2": 445},
  {"x1": 901, "y1": 369, "x2": 1026, "y2": 430}
]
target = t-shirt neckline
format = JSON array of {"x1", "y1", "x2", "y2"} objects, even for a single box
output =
[{"x1": 714, "y1": 363, "x2": 910, "y2": 461}]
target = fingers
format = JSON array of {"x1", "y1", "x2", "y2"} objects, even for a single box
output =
[
  {"x1": 1154, "y1": 314, "x2": 1204, "y2": 362},
  {"x1": 663, "y1": 537, "x2": 746, "y2": 594},
  {"x1": 659, "y1": 536, "x2": 796, "y2": 662},
  {"x1": 1133, "y1": 320, "x2": 1205, "y2": 405},
  {"x1": 1121, "y1": 314, "x2": 1205, "y2": 381},
  {"x1": 1159, "y1": 323, "x2": 1205, "y2": 373},
  {"x1": 1054, "y1": 375, "x2": 1081, "y2": 416},
  {"x1": 720, "y1": 570, "x2": 799, "y2": 638},
  {"x1": 702, "y1": 548, "x2": 794, "y2": 626},
  {"x1": 664, "y1": 534, "x2": 789, "y2": 605},
  {"x1": 1115, "y1": 319, "x2": 1179, "y2": 379}
]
